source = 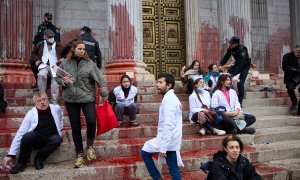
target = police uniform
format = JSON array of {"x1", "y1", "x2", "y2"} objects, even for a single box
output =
[
  {"x1": 220, "y1": 36, "x2": 251, "y2": 105},
  {"x1": 79, "y1": 28, "x2": 102, "y2": 69},
  {"x1": 33, "y1": 13, "x2": 60, "y2": 46}
]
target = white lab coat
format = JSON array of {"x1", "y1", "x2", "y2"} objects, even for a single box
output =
[
  {"x1": 113, "y1": 85, "x2": 137, "y2": 107},
  {"x1": 142, "y1": 89, "x2": 184, "y2": 167},
  {"x1": 8, "y1": 104, "x2": 64, "y2": 156},
  {"x1": 188, "y1": 90, "x2": 211, "y2": 123},
  {"x1": 211, "y1": 89, "x2": 241, "y2": 112}
]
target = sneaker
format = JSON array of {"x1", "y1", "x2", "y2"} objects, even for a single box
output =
[
  {"x1": 199, "y1": 128, "x2": 206, "y2": 135},
  {"x1": 240, "y1": 127, "x2": 255, "y2": 134},
  {"x1": 212, "y1": 128, "x2": 226, "y2": 136},
  {"x1": 129, "y1": 121, "x2": 139, "y2": 126},
  {"x1": 86, "y1": 146, "x2": 96, "y2": 161},
  {"x1": 74, "y1": 155, "x2": 84, "y2": 168}
]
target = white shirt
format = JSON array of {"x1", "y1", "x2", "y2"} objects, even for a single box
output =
[
  {"x1": 113, "y1": 85, "x2": 137, "y2": 107},
  {"x1": 142, "y1": 89, "x2": 184, "y2": 167},
  {"x1": 8, "y1": 104, "x2": 64, "y2": 156},
  {"x1": 211, "y1": 89, "x2": 241, "y2": 112},
  {"x1": 188, "y1": 90, "x2": 211, "y2": 123}
]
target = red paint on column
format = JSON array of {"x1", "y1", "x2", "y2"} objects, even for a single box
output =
[
  {"x1": 229, "y1": 16, "x2": 249, "y2": 44},
  {"x1": 109, "y1": 4, "x2": 135, "y2": 61},
  {"x1": 195, "y1": 22, "x2": 221, "y2": 70},
  {"x1": 266, "y1": 28, "x2": 291, "y2": 73}
]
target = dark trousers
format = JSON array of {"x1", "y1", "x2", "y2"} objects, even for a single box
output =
[
  {"x1": 217, "y1": 112, "x2": 256, "y2": 133},
  {"x1": 286, "y1": 81, "x2": 300, "y2": 106},
  {"x1": 140, "y1": 150, "x2": 181, "y2": 180},
  {"x1": 114, "y1": 103, "x2": 137, "y2": 122},
  {"x1": 237, "y1": 66, "x2": 250, "y2": 105},
  {"x1": 65, "y1": 101, "x2": 96, "y2": 153},
  {"x1": 18, "y1": 131, "x2": 61, "y2": 164},
  {"x1": 29, "y1": 57, "x2": 39, "y2": 80}
]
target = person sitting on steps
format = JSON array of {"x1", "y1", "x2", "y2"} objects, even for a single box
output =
[
  {"x1": 113, "y1": 74, "x2": 139, "y2": 127},
  {"x1": 3, "y1": 93, "x2": 63, "y2": 174},
  {"x1": 211, "y1": 74, "x2": 256, "y2": 134},
  {"x1": 189, "y1": 78, "x2": 226, "y2": 136}
]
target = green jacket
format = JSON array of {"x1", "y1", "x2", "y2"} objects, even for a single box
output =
[{"x1": 55, "y1": 58, "x2": 108, "y2": 103}]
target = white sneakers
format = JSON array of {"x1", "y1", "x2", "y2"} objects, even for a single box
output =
[
  {"x1": 199, "y1": 128, "x2": 206, "y2": 135},
  {"x1": 199, "y1": 127, "x2": 226, "y2": 136},
  {"x1": 213, "y1": 128, "x2": 226, "y2": 136}
]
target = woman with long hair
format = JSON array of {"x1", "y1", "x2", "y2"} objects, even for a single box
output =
[
  {"x1": 56, "y1": 39, "x2": 108, "y2": 168},
  {"x1": 181, "y1": 60, "x2": 204, "y2": 94},
  {"x1": 189, "y1": 78, "x2": 225, "y2": 136}
]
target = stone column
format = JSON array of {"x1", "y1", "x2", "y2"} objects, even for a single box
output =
[
  {"x1": 0, "y1": 0, "x2": 34, "y2": 84},
  {"x1": 218, "y1": 0, "x2": 252, "y2": 55},
  {"x1": 290, "y1": 0, "x2": 300, "y2": 47},
  {"x1": 106, "y1": 0, "x2": 155, "y2": 88},
  {"x1": 184, "y1": 0, "x2": 202, "y2": 66}
]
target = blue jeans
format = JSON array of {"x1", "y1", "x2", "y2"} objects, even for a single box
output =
[{"x1": 140, "y1": 150, "x2": 181, "y2": 180}]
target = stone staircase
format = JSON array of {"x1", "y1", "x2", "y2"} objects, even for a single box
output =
[{"x1": 1, "y1": 75, "x2": 300, "y2": 180}]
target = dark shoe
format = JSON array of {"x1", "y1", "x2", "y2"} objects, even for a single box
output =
[
  {"x1": 10, "y1": 163, "x2": 25, "y2": 174},
  {"x1": 240, "y1": 127, "x2": 255, "y2": 134},
  {"x1": 291, "y1": 105, "x2": 297, "y2": 111},
  {"x1": 32, "y1": 83, "x2": 38, "y2": 89},
  {"x1": 228, "y1": 128, "x2": 237, "y2": 134},
  {"x1": 129, "y1": 121, "x2": 139, "y2": 126},
  {"x1": 34, "y1": 159, "x2": 44, "y2": 170}
]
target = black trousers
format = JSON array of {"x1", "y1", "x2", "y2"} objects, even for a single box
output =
[
  {"x1": 236, "y1": 66, "x2": 250, "y2": 105},
  {"x1": 217, "y1": 112, "x2": 256, "y2": 133},
  {"x1": 18, "y1": 131, "x2": 61, "y2": 164},
  {"x1": 64, "y1": 101, "x2": 96, "y2": 153},
  {"x1": 286, "y1": 80, "x2": 300, "y2": 106}
]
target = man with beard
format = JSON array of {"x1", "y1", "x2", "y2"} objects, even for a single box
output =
[
  {"x1": 31, "y1": 13, "x2": 61, "y2": 88},
  {"x1": 141, "y1": 73, "x2": 183, "y2": 180},
  {"x1": 211, "y1": 74, "x2": 256, "y2": 134},
  {"x1": 3, "y1": 93, "x2": 63, "y2": 174},
  {"x1": 113, "y1": 74, "x2": 139, "y2": 126},
  {"x1": 282, "y1": 45, "x2": 300, "y2": 115},
  {"x1": 220, "y1": 36, "x2": 251, "y2": 106}
]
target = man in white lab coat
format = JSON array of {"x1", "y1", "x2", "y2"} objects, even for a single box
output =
[{"x1": 140, "y1": 73, "x2": 183, "y2": 180}]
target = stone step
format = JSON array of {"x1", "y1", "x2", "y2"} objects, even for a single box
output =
[
  {"x1": 2, "y1": 140, "x2": 300, "y2": 179},
  {"x1": 243, "y1": 106, "x2": 291, "y2": 116},
  {"x1": 0, "y1": 114, "x2": 300, "y2": 143},
  {"x1": 2, "y1": 126, "x2": 300, "y2": 163},
  {"x1": 245, "y1": 91, "x2": 276, "y2": 99},
  {"x1": 243, "y1": 97, "x2": 287, "y2": 107}
]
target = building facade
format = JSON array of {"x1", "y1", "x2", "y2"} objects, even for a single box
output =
[{"x1": 0, "y1": 0, "x2": 299, "y2": 87}]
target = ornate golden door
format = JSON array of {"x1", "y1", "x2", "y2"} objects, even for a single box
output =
[{"x1": 142, "y1": 0, "x2": 186, "y2": 79}]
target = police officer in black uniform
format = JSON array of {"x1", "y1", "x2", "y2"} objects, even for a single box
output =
[
  {"x1": 31, "y1": 13, "x2": 60, "y2": 88},
  {"x1": 79, "y1": 26, "x2": 102, "y2": 69},
  {"x1": 220, "y1": 36, "x2": 251, "y2": 106}
]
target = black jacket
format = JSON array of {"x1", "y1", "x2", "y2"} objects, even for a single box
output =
[
  {"x1": 282, "y1": 51, "x2": 300, "y2": 84},
  {"x1": 207, "y1": 151, "x2": 262, "y2": 180},
  {"x1": 33, "y1": 22, "x2": 60, "y2": 46},
  {"x1": 80, "y1": 33, "x2": 102, "y2": 69},
  {"x1": 220, "y1": 45, "x2": 250, "y2": 76}
]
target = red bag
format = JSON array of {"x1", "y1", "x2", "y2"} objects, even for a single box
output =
[{"x1": 96, "y1": 99, "x2": 118, "y2": 136}]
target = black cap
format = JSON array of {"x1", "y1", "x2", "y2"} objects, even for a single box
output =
[
  {"x1": 81, "y1": 26, "x2": 92, "y2": 34},
  {"x1": 44, "y1": 13, "x2": 52, "y2": 20},
  {"x1": 229, "y1": 36, "x2": 240, "y2": 44},
  {"x1": 44, "y1": 29, "x2": 55, "y2": 37}
]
